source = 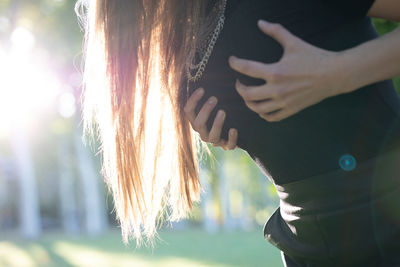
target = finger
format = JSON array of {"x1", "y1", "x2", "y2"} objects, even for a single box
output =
[
  {"x1": 221, "y1": 140, "x2": 230, "y2": 151},
  {"x1": 212, "y1": 139, "x2": 227, "y2": 149},
  {"x1": 257, "y1": 20, "x2": 298, "y2": 49},
  {"x1": 193, "y1": 96, "x2": 218, "y2": 140},
  {"x1": 184, "y1": 87, "x2": 205, "y2": 122},
  {"x1": 226, "y1": 128, "x2": 238, "y2": 150},
  {"x1": 235, "y1": 79, "x2": 274, "y2": 101},
  {"x1": 208, "y1": 109, "x2": 226, "y2": 144},
  {"x1": 228, "y1": 56, "x2": 270, "y2": 79},
  {"x1": 246, "y1": 99, "x2": 282, "y2": 115},
  {"x1": 211, "y1": 139, "x2": 228, "y2": 150},
  {"x1": 261, "y1": 108, "x2": 291, "y2": 122}
]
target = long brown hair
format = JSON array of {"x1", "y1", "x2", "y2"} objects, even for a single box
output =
[{"x1": 76, "y1": 0, "x2": 212, "y2": 246}]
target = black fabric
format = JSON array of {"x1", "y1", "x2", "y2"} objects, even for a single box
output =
[
  {"x1": 324, "y1": 0, "x2": 376, "y2": 20},
  {"x1": 188, "y1": 0, "x2": 400, "y2": 185},
  {"x1": 264, "y1": 147, "x2": 400, "y2": 266},
  {"x1": 281, "y1": 252, "x2": 397, "y2": 267},
  {"x1": 282, "y1": 252, "x2": 313, "y2": 267}
]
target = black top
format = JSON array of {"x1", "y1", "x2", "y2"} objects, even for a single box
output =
[{"x1": 188, "y1": 0, "x2": 400, "y2": 184}]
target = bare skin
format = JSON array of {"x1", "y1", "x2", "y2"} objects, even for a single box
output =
[
  {"x1": 183, "y1": 87, "x2": 238, "y2": 150},
  {"x1": 184, "y1": 0, "x2": 400, "y2": 150}
]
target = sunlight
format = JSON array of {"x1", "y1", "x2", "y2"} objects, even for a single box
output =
[
  {"x1": 0, "y1": 242, "x2": 36, "y2": 267},
  {"x1": 58, "y1": 91, "x2": 76, "y2": 118},
  {"x1": 0, "y1": 27, "x2": 61, "y2": 136},
  {"x1": 11, "y1": 27, "x2": 35, "y2": 52},
  {"x1": 52, "y1": 241, "x2": 214, "y2": 267}
]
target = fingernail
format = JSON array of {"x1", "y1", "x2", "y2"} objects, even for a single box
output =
[
  {"x1": 235, "y1": 79, "x2": 242, "y2": 89},
  {"x1": 229, "y1": 55, "x2": 237, "y2": 64},
  {"x1": 230, "y1": 129, "x2": 237, "y2": 136},
  {"x1": 217, "y1": 110, "x2": 225, "y2": 119},
  {"x1": 208, "y1": 96, "x2": 217, "y2": 104},
  {"x1": 258, "y1": 20, "x2": 268, "y2": 26},
  {"x1": 196, "y1": 88, "x2": 204, "y2": 96}
]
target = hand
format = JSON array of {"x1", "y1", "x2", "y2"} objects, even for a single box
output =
[
  {"x1": 228, "y1": 20, "x2": 343, "y2": 122},
  {"x1": 184, "y1": 87, "x2": 238, "y2": 150}
]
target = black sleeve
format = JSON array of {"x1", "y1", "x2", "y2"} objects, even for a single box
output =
[{"x1": 327, "y1": 0, "x2": 376, "y2": 19}]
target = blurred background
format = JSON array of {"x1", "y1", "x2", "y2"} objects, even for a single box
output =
[{"x1": 0, "y1": 1, "x2": 399, "y2": 267}]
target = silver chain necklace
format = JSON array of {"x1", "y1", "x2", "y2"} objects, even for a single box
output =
[{"x1": 186, "y1": 0, "x2": 228, "y2": 82}]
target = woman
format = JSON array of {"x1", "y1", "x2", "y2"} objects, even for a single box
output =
[
  {"x1": 77, "y1": 0, "x2": 400, "y2": 265},
  {"x1": 186, "y1": 1, "x2": 400, "y2": 266}
]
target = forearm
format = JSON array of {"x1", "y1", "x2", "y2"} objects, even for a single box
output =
[{"x1": 335, "y1": 25, "x2": 400, "y2": 94}]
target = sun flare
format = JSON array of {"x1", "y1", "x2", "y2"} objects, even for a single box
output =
[{"x1": 0, "y1": 27, "x2": 62, "y2": 136}]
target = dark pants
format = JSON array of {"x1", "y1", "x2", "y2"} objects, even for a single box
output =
[
  {"x1": 281, "y1": 251, "x2": 400, "y2": 267},
  {"x1": 265, "y1": 147, "x2": 400, "y2": 267},
  {"x1": 281, "y1": 252, "x2": 308, "y2": 267}
]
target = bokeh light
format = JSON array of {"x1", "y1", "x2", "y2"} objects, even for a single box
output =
[
  {"x1": 58, "y1": 91, "x2": 76, "y2": 118},
  {"x1": 11, "y1": 26, "x2": 35, "y2": 51}
]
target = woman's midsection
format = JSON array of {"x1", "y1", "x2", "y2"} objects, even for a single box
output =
[{"x1": 191, "y1": 1, "x2": 400, "y2": 183}]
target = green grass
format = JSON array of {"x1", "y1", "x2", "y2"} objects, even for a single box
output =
[{"x1": 0, "y1": 228, "x2": 282, "y2": 267}]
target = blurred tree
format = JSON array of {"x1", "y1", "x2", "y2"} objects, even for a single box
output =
[
  {"x1": 199, "y1": 165, "x2": 219, "y2": 233},
  {"x1": 56, "y1": 129, "x2": 80, "y2": 234},
  {"x1": 11, "y1": 127, "x2": 41, "y2": 238},
  {"x1": 74, "y1": 127, "x2": 109, "y2": 235}
]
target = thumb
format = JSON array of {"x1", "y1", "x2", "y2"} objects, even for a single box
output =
[{"x1": 257, "y1": 20, "x2": 298, "y2": 49}]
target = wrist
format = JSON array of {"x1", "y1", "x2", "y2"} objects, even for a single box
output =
[
  {"x1": 335, "y1": 50, "x2": 358, "y2": 94},
  {"x1": 332, "y1": 48, "x2": 372, "y2": 95},
  {"x1": 324, "y1": 50, "x2": 355, "y2": 96}
]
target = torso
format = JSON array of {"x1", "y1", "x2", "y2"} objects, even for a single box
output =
[{"x1": 189, "y1": 0, "x2": 400, "y2": 184}]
